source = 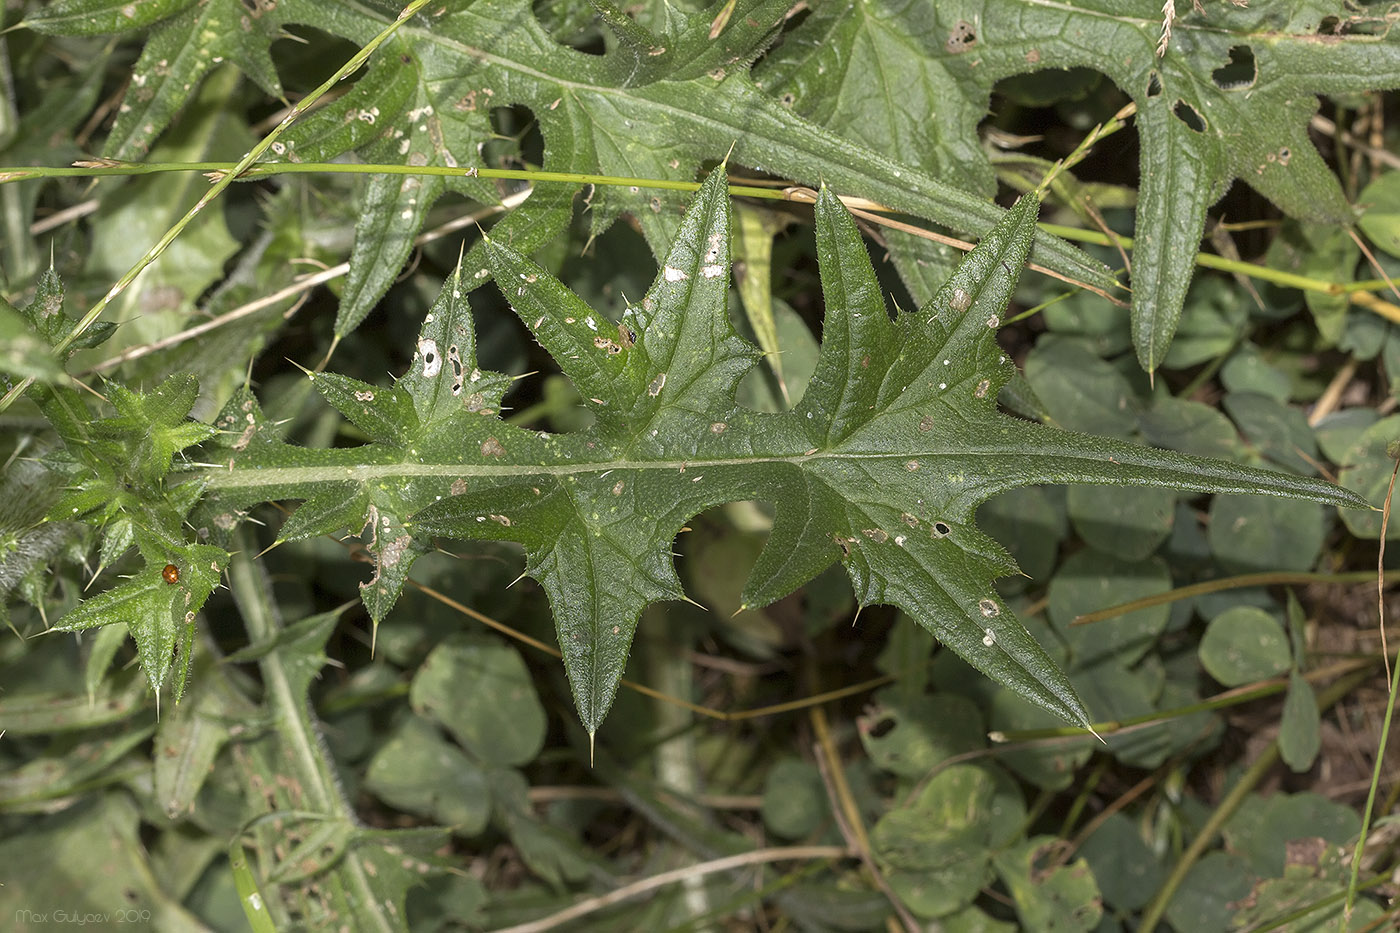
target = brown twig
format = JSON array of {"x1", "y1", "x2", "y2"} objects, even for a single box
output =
[{"x1": 488, "y1": 846, "x2": 853, "y2": 933}]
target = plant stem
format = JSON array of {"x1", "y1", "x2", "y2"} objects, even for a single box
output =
[
  {"x1": 226, "y1": 528, "x2": 395, "y2": 932},
  {"x1": 1072, "y1": 571, "x2": 1380, "y2": 626},
  {"x1": 646, "y1": 606, "x2": 713, "y2": 927}
]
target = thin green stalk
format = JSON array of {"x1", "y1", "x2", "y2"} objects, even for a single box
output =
[
  {"x1": 1347, "y1": 461, "x2": 1400, "y2": 919},
  {"x1": 1344, "y1": 624, "x2": 1400, "y2": 917},
  {"x1": 1072, "y1": 571, "x2": 1380, "y2": 627},
  {"x1": 0, "y1": 158, "x2": 787, "y2": 200},
  {"x1": 1058, "y1": 757, "x2": 1109, "y2": 840},
  {"x1": 1038, "y1": 219, "x2": 1375, "y2": 297},
  {"x1": 646, "y1": 606, "x2": 714, "y2": 927},
  {"x1": 992, "y1": 657, "x2": 1373, "y2": 743},
  {"x1": 1251, "y1": 871, "x2": 1390, "y2": 932},
  {"x1": 1137, "y1": 667, "x2": 1374, "y2": 932},
  {"x1": 0, "y1": 0, "x2": 434, "y2": 415},
  {"x1": 227, "y1": 528, "x2": 395, "y2": 933}
]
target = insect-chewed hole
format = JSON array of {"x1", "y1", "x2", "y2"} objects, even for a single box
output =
[
  {"x1": 531, "y1": 0, "x2": 608, "y2": 54},
  {"x1": 932, "y1": 521, "x2": 952, "y2": 538},
  {"x1": 486, "y1": 104, "x2": 544, "y2": 168},
  {"x1": 1172, "y1": 99, "x2": 1206, "y2": 133},
  {"x1": 946, "y1": 20, "x2": 977, "y2": 53},
  {"x1": 676, "y1": 500, "x2": 780, "y2": 610},
  {"x1": 1211, "y1": 45, "x2": 1256, "y2": 90},
  {"x1": 867, "y1": 717, "x2": 896, "y2": 738}
]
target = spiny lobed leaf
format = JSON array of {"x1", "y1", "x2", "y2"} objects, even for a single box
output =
[
  {"x1": 758, "y1": 0, "x2": 1400, "y2": 370},
  {"x1": 39, "y1": 0, "x2": 1399, "y2": 369},
  {"x1": 201, "y1": 168, "x2": 1368, "y2": 735},
  {"x1": 8, "y1": 273, "x2": 228, "y2": 700},
  {"x1": 34, "y1": 0, "x2": 1116, "y2": 337}
]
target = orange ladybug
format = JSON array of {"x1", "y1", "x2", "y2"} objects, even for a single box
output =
[{"x1": 162, "y1": 564, "x2": 180, "y2": 585}]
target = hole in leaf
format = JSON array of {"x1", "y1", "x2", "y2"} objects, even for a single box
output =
[
  {"x1": 1172, "y1": 99, "x2": 1206, "y2": 133},
  {"x1": 995, "y1": 67, "x2": 1102, "y2": 108},
  {"x1": 946, "y1": 20, "x2": 977, "y2": 54},
  {"x1": 1211, "y1": 45, "x2": 1256, "y2": 90},
  {"x1": 932, "y1": 521, "x2": 951, "y2": 538},
  {"x1": 868, "y1": 717, "x2": 896, "y2": 738},
  {"x1": 531, "y1": 0, "x2": 608, "y2": 55},
  {"x1": 486, "y1": 105, "x2": 544, "y2": 170},
  {"x1": 1145, "y1": 72, "x2": 1162, "y2": 98},
  {"x1": 1317, "y1": 15, "x2": 1340, "y2": 35}
]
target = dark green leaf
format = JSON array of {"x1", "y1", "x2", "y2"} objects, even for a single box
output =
[
  {"x1": 760, "y1": 758, "x2": 828, "y2": 840},
  {"x1": 411, "y1": 639, "x2": 547, "y2": 767},
  {"x1": 101, "y1": 3, "x2": 281, "y2": 160},
  {"x1": 1338, "y1": 414, "x2": 1400, "y2": 540},
  {"x1": 1358, "y1": 171, "x2": 1400, "y2": 259},
  {"x1": 21, "y1": 0, "x2": 197, "y2": 37},
  {"x1": 991, "y1": 836, "x2": 1103, "y2": 933},
  {"x1": 1078, "y1": 813, "x2": 1164, "y2": 912},
  {"x1": 1279, "y1": 669, "x2": 1321, "y2": 773},
  {"x1": 207, "y1": 170, "x2": 1368, "y2": 736},
  {"x1": 1208, "y1": 494, "x2": 1325, "y2": 573},
  {"x1": 365, "y1": 716, "x2": 492, "y2": 835},
  {"x1": 1198, "y1": 606, "x2": 1291, "y2": 687}
]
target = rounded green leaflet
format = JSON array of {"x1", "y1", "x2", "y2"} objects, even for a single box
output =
[
  {"x1": 760, "y1": 758, "x2": 827, "y2": 839},
  {"x1": 1137, "y1": 396, "x2": 1244, "y2": 461},
  {"x1": 1219, "y1": 347, "x2": 1291, "y2": 402},
  {"x1": 991, "y1": 835, "x2": 1103, "y2": 932},
  {"x1": 1358, "y1": 171, "x2": 1400, "y2": 259},
  {"x1": 873, "y1": 765, "x2": 996, "y2": 919},
  {"x1": 1165, "y1": 851, "x2": 1252, "y2": 933},
  {"x1": 1278, "y1": 669, "x2": 1321, "y2": 773},
  {"x1": 858, "y1": 693, "x2": 986, "y2": 779},
  {"x1": 1066, "y1": 484, "x2": 1175, "y2": 562},
  {"x1": 1198, "y1": 607, "x2": 1292, "y2": 687},
  {"x1": 1338, "y1": 414, "x2": 1400, "y2": 540},
  {"x1": 1207, "y1": 493, "x2": 1326, "y2": 573},
  {"x1": 1223, "y1": 791, "x2": 1360, "y2": 878},
  {"x1": 1077, "y1": 812, "x2": 1164, "y2": 912},
  {"x1": 1047, "y1": 550, "x2": 1172, "y2": 670},
  {"x1": 410, "y1": 639, "x2": 547, "y2": 768},
  {"x1": 1023, "y1": 335, "x2": 1138, "y2": 438},
  {"x1": 364, "y1": 716, "x2": 491, "y2": 835},
  {"x1": 1314, "y1": 408, "x2": 1379, "y2": 464},
  {"x1": 977, "y1": 485, "x2": 1067, "y2": 586}
]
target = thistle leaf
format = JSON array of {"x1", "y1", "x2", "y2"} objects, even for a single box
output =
[{"x1": 207, "y1": 168, "x2": 1368, "y2": 735}]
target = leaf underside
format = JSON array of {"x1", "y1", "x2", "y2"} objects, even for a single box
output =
[{"x1": 205, "y1": 169, "x2": 1367, "y2": 735}]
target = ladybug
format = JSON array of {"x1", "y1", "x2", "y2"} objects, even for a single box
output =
[{"x1": 162, "y1": 564, "x2": 180, "y2": 585}]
